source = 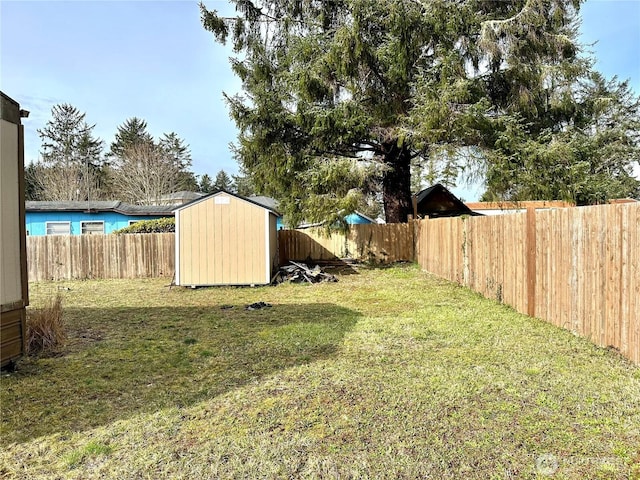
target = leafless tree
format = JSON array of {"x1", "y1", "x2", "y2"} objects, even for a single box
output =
[
  {"x1": 110, "y1": 143, "x2": 182, "y2": 205},
  {"x1": 33, "y1": 162, "x2": 104, "y2": 202}
]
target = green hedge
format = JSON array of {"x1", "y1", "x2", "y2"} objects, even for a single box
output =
[{"x1": 113, "y1": 217, "x2": 175, "y2": 234}]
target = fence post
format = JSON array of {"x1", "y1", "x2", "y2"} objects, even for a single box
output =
[
  {"x1": 462, "y1": 217, "x2": 469, "y2": 287},
  {"x1": 408, "y1": 218, "x2": 416, "y2": 262},
  {"x1": 526, "y1": 207, "x2": 537, "y2": 317}
]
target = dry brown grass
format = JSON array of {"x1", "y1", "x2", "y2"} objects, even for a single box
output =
[{"x1": 26, "y1": 294, "x2": 66, "y2": 355}]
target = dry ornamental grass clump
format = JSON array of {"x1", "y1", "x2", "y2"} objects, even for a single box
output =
[{"x1": 26, "y1": 294, "x2": 66, "y2": 355}]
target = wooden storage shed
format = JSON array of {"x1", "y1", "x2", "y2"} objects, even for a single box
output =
[
  {"x1": 174, "y1": 191, "x2": 279, "y2": 286},
  {"x1": 1, "y1": 92, "x2": 29, "y2": 368}
]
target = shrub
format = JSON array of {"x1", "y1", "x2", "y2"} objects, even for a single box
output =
[
  {"x1": 113, "y1": 217, "x2": 175, "y2": 234},
  {"x1": 26, "y1": 295, "x2": 66, "y2": 355}
]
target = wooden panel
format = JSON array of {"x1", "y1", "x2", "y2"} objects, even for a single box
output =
[
  {"x1": 269, "y1": 214, "x2": 278, "y2": 277},
  {"x1": 1, "y1": 119, "x2": 22, "y2": 305},
  {"x1": 1, "y1": 308, "x2": 26, "y2": 367}
]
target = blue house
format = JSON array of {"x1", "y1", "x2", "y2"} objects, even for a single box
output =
[
  {"x1": 343, "y1": 212, "x2": 377, "y2": 225},
  {"x1": 25, "y1": 201, "x2": 175, "y2": 236}
]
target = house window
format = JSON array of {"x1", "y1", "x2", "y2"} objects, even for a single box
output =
[
  {"x1": 81, "y1": 221, "x2": 104, "y2": 235},
  {"x1": 128, "y1": 220, "x2": 140, "y2": 226},
  {"x1": 46, "y1": 222, "x2": 71, "y2": 235}
]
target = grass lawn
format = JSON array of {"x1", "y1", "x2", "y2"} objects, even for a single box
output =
[{"x1": 1, "y1": 264, "x2": 639, "y2": 479}]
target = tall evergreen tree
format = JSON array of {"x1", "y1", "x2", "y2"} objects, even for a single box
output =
[
  {"x1": 158, "y1": 132, "x2": 192, "y2": 170},
  {"x1": 158, "y1": 132, "x2": 197, "y2": 192},
  {"x1": 109, "y1": 117, "x2": 153, "y2": 159},
  {"x1": 198, "y1": 174, "x2": 216, "y2": 194},
  {"x1": 482, "y1": 72, "x2": 640, "y2": 203},
  {"x1": 213, "y1": 169, "x2": 233, "y2": 191},
  {"x1": 231, "y1": 171, "x2": 256, "y2": 197},
  {"x1": 37, "y1": 103, "x2": 104, "y2": 201},
  {"x1": 202, "y1": 0, "x2": 587, "y2": 223}
]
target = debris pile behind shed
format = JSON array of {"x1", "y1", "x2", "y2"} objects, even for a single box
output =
[{"x1": 273, "y1": 261, "x2": 338, "y2": 284}]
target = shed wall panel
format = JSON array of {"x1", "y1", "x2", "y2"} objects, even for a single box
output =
[
  {"x1": 177, "y1": 194, "x2": 272, "y2": 285},
  {"x1": 1, "y1": 95, "x2": 28, "y2": 367},
  {"x1": 1, "y1": 119, "x2": 22, "y2": 306},
  {"x1": 0, "y1": 309, "x2": 25, "y2": 363},
  {"x1": 269, "y1": 213, "x2": 278, "y2": 277}
]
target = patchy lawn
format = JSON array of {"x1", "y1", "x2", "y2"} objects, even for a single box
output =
[{"x1": 1, "y1": 264, "x2": 639, "y2": 479}]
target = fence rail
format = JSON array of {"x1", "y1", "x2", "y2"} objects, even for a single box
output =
[
  {"x1": 27, "y1": 233, "x2": 175, "y2": 281},
  {"x1": 415, "y1": 203, "x2": 640, "y2": 365}
]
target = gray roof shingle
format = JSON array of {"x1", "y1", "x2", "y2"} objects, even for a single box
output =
[{"x1": 25, "y1": 201, "x2": 175, "y2": 216}]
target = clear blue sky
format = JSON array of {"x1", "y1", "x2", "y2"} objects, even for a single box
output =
[{"x1": 1, "y1": 0, "x2": 638, "y2": 200}]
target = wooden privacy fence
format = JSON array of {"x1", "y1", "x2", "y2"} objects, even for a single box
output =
[
  {"x1": 279, "y1": 223, "x2": 414, "y2": 264},
  {"x1": 415, "y1": 203, "x2": 640, "y2": 364},
  {"x1": 27, "y1": 233, "x2": 175, "y2": 281},
  {"x1": 25, "y1": 206, "x2": 639, "y2": 364}
]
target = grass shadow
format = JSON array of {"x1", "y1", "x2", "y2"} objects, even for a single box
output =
[{"x1": 1, "y1": 303, "x2": 359, "y2": 444}]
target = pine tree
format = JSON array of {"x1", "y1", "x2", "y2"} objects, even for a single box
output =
[
  {"x1": 158, "y1": 132, "x2": 196, "y2": 192},
  {"x1": 213, "y1": 169, "x2": 233, "y2": 191},
  {"x1": 231, "y1": 171, "x2": 256, "y2": 197},
  {"x1": 109, "y1": 122, "x2": 197, "y2": 203},
  {"x1": 158, "y1": 132, "x2": 191, "y2": 170},
  {"x1": 202, "y1": 0, "x2": 589, "y2": 223},
  {"x1": 198, "y1": 174, "x2": 216, "y2": 194},
  {"x1": 37, "y1": 104, "x2": 104, "y2": 201},
  {"x1": 109, "y1": 117, "x2": 153, "y2": 159},
  {"x1": 482, "y1": 72, "x2": 640, "y2": 203}
]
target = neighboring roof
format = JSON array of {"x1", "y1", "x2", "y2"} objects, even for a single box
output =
[
  {"x1": 414, "y1": 184, "x2": 481, "y2": 218},
  {"x1": 248, "y1": 195, "x2": 279, "y2": 211},
  {"x1": 159, "y1": 191, "x2": 205, "y2": 202},
  {"x1": 116, "y1": 204, "x2": 176, "y2": 215},
  {"x1": 352, "y1": 211, "x2": 378, "y2": 224},
  {"x1": 27, "y1": 201, "x2": 120, "y2": 211},
  {"x1": 247, "y1": 196, "x2": 380, "y2": 225},
  {"x1": 297, "y1": 211, "x2": 379, "y2": 229},
  {"x1": 0, "y1": 91, "x2": 18, "y2": 107},
  {"x1": 25, "y1": 201, "x2": 175, "y2": 216},
  {"x1": 173, "y1": 190, "x2": 281, "y2": 215},
  {"x1": 465, "y1": 200, "x2": 574, "y2": 210}
]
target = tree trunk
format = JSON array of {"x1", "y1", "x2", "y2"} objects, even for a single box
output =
[{"x1": 382, "y1": 142, "x2": 413, "y2": 223}]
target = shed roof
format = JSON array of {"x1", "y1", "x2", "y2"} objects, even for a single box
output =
[
  {"x1": 1, "y1": 91, "x2": 21, "y2": 123},
  {"x1": 173, "y1": 190, "x2": 281, "y2": 216},
  {"x1": 25, "y1": 201, "x2": 175, "y2": 216}
]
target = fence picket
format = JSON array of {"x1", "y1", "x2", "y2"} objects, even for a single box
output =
[
  {"x1": 27, "y1": 233, "x2": 175, "y2": 282},
  {"x1": 414, "y1": 203, "x2": 639, "y2": 364}
]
